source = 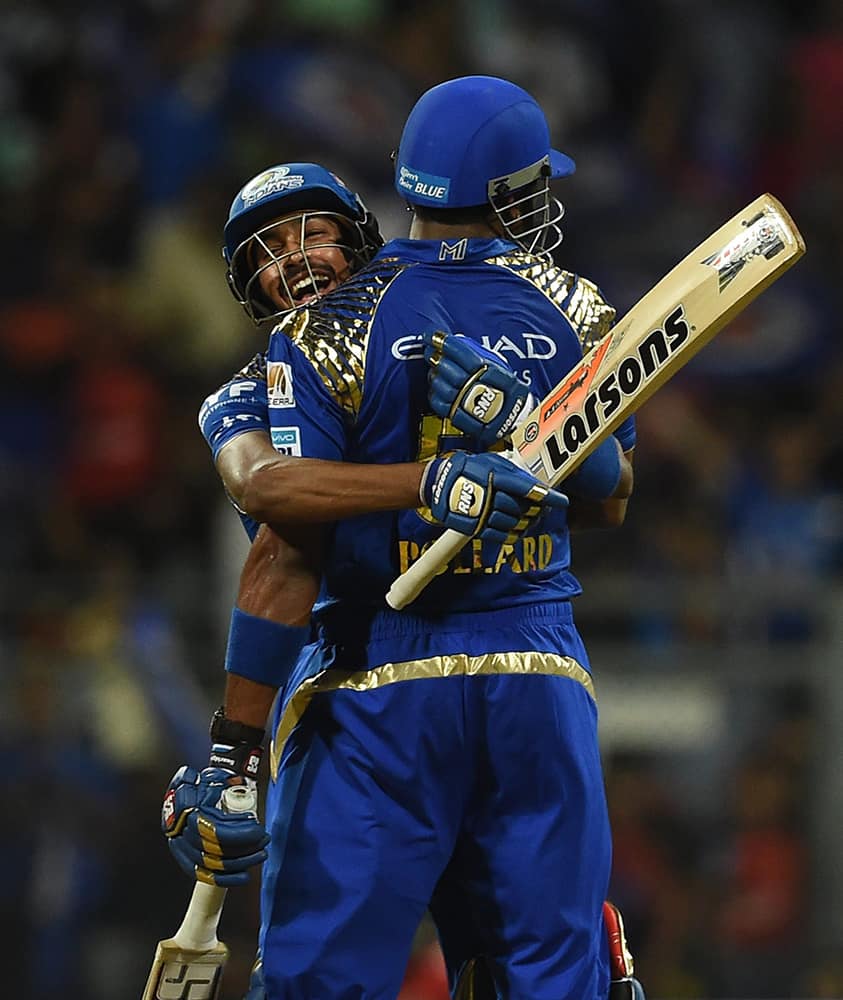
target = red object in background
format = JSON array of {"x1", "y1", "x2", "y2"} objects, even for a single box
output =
[
  {"x1": 790, "y1": 34, "x2": 843, "y2": 168},
  {"x1": 398, "y1": 940, "x2": 450, "y2": 1000},
  {"x1": 63, "y1": 361, "x2": 164, "y2": 507},
  {"x1": 0, "y1": 301, "x2": 79, "y2": 368},
  {"x1": 718, "y1": 828, "x2": 806, "y2": 948}
]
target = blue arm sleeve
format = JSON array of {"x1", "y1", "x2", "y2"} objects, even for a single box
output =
[{"x1": 199, "y1": 369, "x2": 271, "y2": 462}]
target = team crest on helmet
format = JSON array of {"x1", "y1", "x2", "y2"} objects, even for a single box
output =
[{"x1": 241, "y1": 166, "x2": 305, "y2": 207}]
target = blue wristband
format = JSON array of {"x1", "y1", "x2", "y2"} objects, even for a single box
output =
[
  {"x1": 564, "y1": 435, "x2": 622, "y2": 500},
  {"x1": 224, "y1": 608, "x2": 309, "y2": 687}
]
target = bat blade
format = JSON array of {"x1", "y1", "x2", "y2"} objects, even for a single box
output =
[
  {"x1": 141, "y1": 938, "x2": 229, "y2": 1000},
  {"x1": 386, "y1": 192, "x2": 806, "y2": 609}
]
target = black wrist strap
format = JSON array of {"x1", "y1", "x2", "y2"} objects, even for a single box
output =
[
  {"x1": 210, "y1": 706, "x2": 265, "y2": 746},
  {"x1": 209, "y1": 707, "x2": 265, "y2": 778}
]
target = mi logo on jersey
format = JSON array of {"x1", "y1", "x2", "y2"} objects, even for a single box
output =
[
  {"x1": 267, "y1": 362, "x2": 294, "y2": 407},
  {"x1": 439, "y1": 238, "x2": 467, "y2": 262},
  {"x1": 271, "y1": 427, "x2": 302, "y2": 456}
]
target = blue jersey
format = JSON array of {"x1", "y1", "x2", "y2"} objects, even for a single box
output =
[{"x1": 265, "y1": 237, "x2": 634, "y2": 625}]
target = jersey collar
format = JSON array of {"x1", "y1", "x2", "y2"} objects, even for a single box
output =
[{"x1": 377, "y1": 237, "x2": 517, "y2": 263}]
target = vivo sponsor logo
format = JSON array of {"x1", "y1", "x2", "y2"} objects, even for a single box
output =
[{"x1": 271, "y1": 426, "x2": 302, "y2": 456}]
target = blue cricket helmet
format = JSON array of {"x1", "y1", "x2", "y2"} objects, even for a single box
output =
[
  {"x1": 223, "y1": 162, "x2": 382, "y2": 324},
  {"x1": 394, "y1": 76, "x2": 575, "y2": 210},
  {"x1": 224, "y1": 162, "x2": 371, "y2": 264}
]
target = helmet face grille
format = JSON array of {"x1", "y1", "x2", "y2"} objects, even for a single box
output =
[
  {"x1": 222, "y1": 163, "x2": 384, "y2": 323},
  {"x1": 489, "y1": 169, "x2": 565, "y2": 260},
  {"x1": 227, "y1": 211, "x2": 381, "y2": 324}
]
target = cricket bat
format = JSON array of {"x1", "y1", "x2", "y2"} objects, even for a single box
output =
[
  {"x1": 386, "y1": 192, "x2": 805, "y2": 610},
  {"x1": 141, "y1": 784, "x2": 257, "y2": 1000}
]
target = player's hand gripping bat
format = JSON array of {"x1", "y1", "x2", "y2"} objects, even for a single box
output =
[
  {"x1": 386, "y1": 193, "x2": 806, "y2": 609},
  {"x1": 141, "y1": 783, "x2": 257, "y2": 1000}
]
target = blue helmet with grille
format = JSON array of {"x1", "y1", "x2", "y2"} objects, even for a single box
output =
[
  {"x1": 394, "y1": 76, "x2": 575, "y2": 258},
  {"x1": 224, "y1": 163, "x2": 383, "y2": 324}
]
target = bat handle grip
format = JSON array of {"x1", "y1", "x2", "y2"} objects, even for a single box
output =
[
  {"x1": 173, "y1": 882, "x2": 227, "y2": 952},
  {"x1": 385, "y1": 529, "x2": 471, "y2": 609},
  {"x1": 171, "y1": 783, "x2": 259, "y2": 951}
]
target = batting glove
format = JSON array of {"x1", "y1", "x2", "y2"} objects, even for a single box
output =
[
  {"x1": 420, "y1": 451, "x2": 568, "y2": 543},
  {"x1": 424, "y1": 330, "x2": 531, "y2": 449},
  {"x1": 161, "y1": 709, "x2": 269, "y2": 887},
  {"x1": 162, "y1": 765, "x2": 269, "y2": 887}
]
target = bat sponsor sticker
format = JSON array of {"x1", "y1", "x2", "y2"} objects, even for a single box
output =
[
  {"x1": 703, "y1": 210, "x2": 786, "y2": 290},
  {"x1": 540, "y1": 306, "x2": 689, "y2": 474}
]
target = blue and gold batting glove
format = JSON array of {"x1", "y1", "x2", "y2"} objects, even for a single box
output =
[
  {"x1": 424, "y1": 330, "x2": 531, "y2": 449},
  {"x1": 421, "y1": 450, "x2": 567, "y2": 543},
  {"x1": 161, "y1": 710, "x2": 269, "y2": 887}
]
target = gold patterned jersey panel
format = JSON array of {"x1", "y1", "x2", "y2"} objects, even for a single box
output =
[
  {"x1": 486, "y1": 251, "x2": 616, "y2": 352},
  {"x1": 234, "y1": 351, "x2": 267, "y2": 383},
  {"x1": 274, "y1": 258, "x2": 408, "y2": 420}
]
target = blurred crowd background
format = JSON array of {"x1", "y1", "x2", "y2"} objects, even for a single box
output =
[{"x1": 1, "y1": 1, "x2": 842, "y2": 997}]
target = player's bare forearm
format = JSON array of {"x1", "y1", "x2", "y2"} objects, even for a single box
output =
[
  {"x1": 237, "y1": 523, "x2": 323, "y2": 624},
  {"x1": 224, "y1": 522, "x2": 324, "y2": 730},
  {"x1": 568, "y1": 449, "x2": 634, "y2": 531},
  {"x1": 217, "y1": 431, "x2": 423, "y2": 524},
  {"x1": 223, "y1": 673, "x2": 278, "y2": 732}
]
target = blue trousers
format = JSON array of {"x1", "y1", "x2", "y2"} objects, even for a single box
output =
[{"x1": 259, "y1": 605, "x2": 612, "y2": 999}]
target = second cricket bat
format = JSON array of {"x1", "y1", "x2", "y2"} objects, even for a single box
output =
[
  {"x1": 386, "y1": 192, "x2": 805, "y2": 609},
  {"x1": 141, "y1": 784, "x2": 257, "y2": 1000}
]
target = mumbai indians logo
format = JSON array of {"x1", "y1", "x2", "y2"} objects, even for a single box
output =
[
  {"x1": 536, "y1": 306, "x2": 690, "y2": 474},
  {"x1": 241, "y1": 166, "x2": 305, "y2": 207}
]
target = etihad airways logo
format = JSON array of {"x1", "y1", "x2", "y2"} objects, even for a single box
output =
[{"x1": 390, "y1": 331, "x2": 558, "y2": 362}]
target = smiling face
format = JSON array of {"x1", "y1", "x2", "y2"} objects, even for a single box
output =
[{"x1": 245, "y1": 211, "x2": 355, "y2": 312}]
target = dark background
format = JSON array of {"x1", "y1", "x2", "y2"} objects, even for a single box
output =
[{"x1": 1, "y1": 1, "x2": 842, "y2": 997}]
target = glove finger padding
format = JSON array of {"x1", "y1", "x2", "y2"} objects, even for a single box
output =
[
  {"x1": 421, "y1": 451, "x2": 567, "y2": 542},
  {"x1": 179, "y1": 807, "x2": 270, "y2": 856},
  {"x1": 423, "y1": 331, "x2": 530, "y2": 449},
  {"x1": 167, "y1": 834, "x2": 268, "y2": 887},
  {"x1": 162, "y1": 764, "x2": 268, "y2": 886}
]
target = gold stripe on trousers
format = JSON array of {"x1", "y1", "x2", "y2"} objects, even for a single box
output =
[{"x1": 270, "y1": 650, "x2": 594, "y2": 780}]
